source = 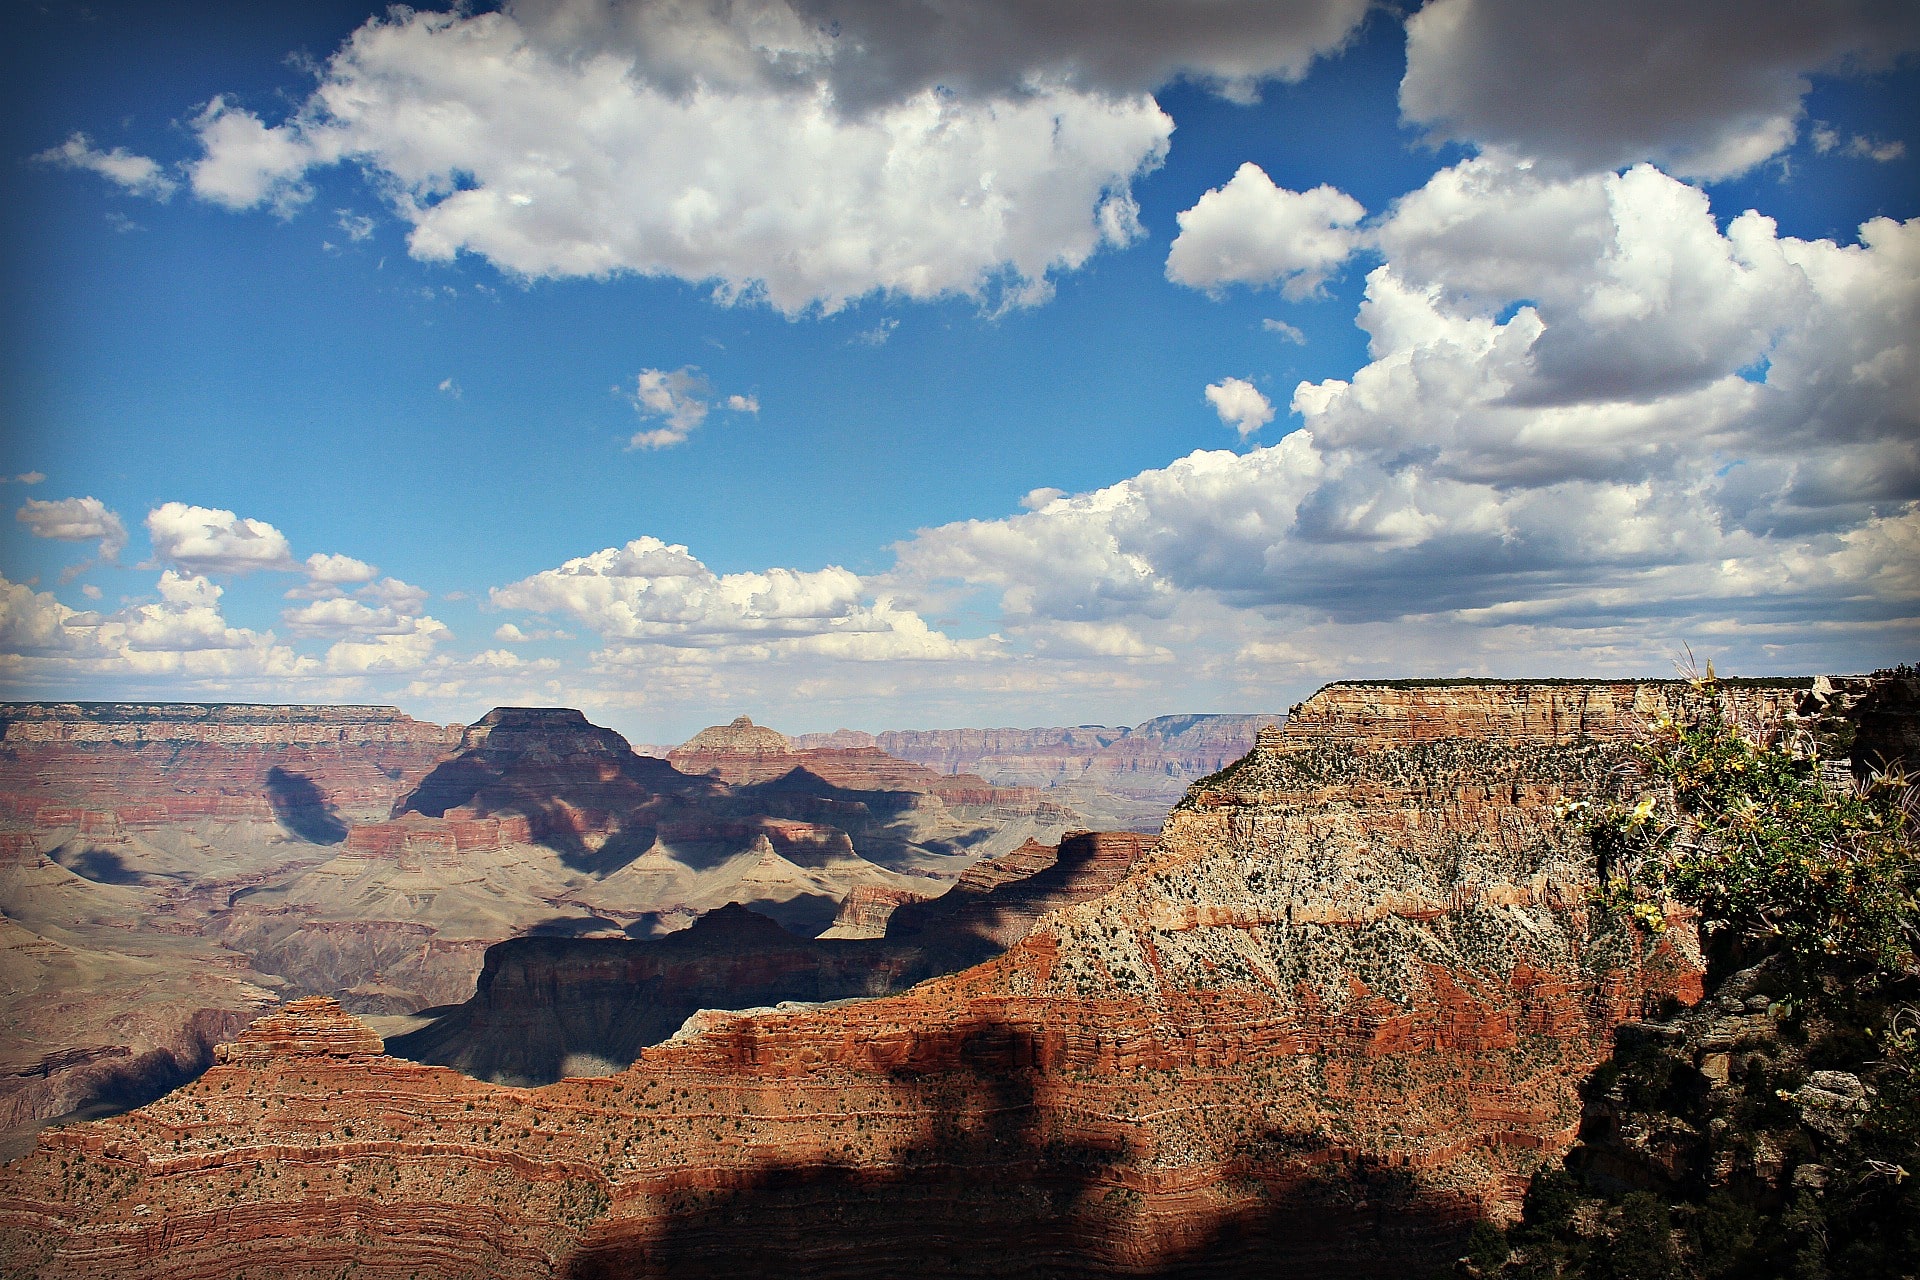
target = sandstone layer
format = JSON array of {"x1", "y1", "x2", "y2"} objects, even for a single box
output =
[{"x1": 0, "y1": 678, "x2": 1806, "y2": 1278}]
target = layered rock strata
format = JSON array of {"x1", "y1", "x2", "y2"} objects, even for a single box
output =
[
  {"x1": 0, "y1": 678, "x2": 1782, "y2": 1278},
  {"x1": 0, "y1": 702, "x2": 460, "y2": 832},
  {"x1": 384, "y1": 831, "x2": 1156, "y2": 1086}
]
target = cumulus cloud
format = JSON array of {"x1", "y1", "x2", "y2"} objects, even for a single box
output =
[
  {"x1": 3, "y1": 473, "x2": 46, "y2": 486},
  {"x1": 0, "y1": 577, "x2": 92, "y2": 654},
  {"x1": 627, "y1": 367, "x2": 756, "y2": 449},
  {"x1": 303, "y1": 551, "x2": 379, "y2": 586},
  {"x1": 188, "y1": 97, "x2": 313, "y2": 213},
  {"x1": 146, "y1": 502, "x2": 298, "y2": 575},
  {"x1": 0, "y1": 571, "x2": 318, "y2": 682},
  {"x1": 492, "y1": 534, "x2": 985, "y2": 661},
  {"x1": 16, "y1": 497, "x2": 128, "y2": 561},
  {"x1": 322, "y1": 614, "x2": 450, "y2": 674},
  {"x1": 1205, "y1": 377, "x2": 1276, "y2": 439},
  {"x1": 1166, "y1": 163, "x2": 1366, "y2": 297},
  {"x1": 502, "y1": 0, "x2": 1371, "y2": 106},
  {"x1": 1400, "y1": 0, "x2": 1920, "y2": 179},
  {"x1": 170, "y1": 1, "x2": 1374, "y2": 313},
  {"x1": 1263, "y1": 318, "x2": 1307, "y2": 343},
  {"x1": 35, "y1": 133, "x2": 177, "y2": 199},
  {"x1": 893, "y1": 156, "x2": 1917, "y2": 652}
]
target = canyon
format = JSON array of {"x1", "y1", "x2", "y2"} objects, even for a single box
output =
[
  {"x1": 0, "y1": 677, "x2": 1820, "y2": 1277},
  {"x1": 384, "y1": 830, "x2": 1156, "y2": 1086},
  {"x1": 0, "y1": 702, "x2": 1126, "y2": 1154}
]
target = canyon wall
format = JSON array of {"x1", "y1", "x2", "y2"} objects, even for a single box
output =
[
  {"x1": 0, "y1": 678, "x2": 1799, "y2": 1278},
  {"x1": 0, "y1": 702, "x2": 461, "y2": 831},
  {"x1": 385, "y1": 830, "x2": 1156, "y2": 1085}
]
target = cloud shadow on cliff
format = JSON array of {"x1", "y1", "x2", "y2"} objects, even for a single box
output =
[
  {"x1": 265, "y1": 767, "x2": 348, "y2": 844},
  {"x1": 561, "y1": 1016, "x2": 1475, "y2": 1279}
]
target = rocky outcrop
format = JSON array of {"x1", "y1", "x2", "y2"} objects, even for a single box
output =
[
  {"x1": 819, "y1": 884, "x2": 928, "y2": 939},
  {"x1": 384, "y1": 905, "x2": 931, "y2": 1085},
  {"x1": 215, "y1": 996, "x2": 385, "y2": 1063},
  {"x1": 0, "y1": 677, "x2": 1781, "y2": 1279},
  {"x1": 885, "y1": 830, "x2": 1155, "y2": 950},
  {"x1": 667, "y1": 715, "x2": 795, "y2": 784}
]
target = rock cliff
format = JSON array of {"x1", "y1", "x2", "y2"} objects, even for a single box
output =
[
  {"x1": 0, "y1": 678, "x2": 1797, "y2": 1278},
  {"x1": 0, "y1": 702, "x2": 461, "y2": 832}
]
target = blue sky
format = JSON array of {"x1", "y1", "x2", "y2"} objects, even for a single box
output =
[{"x1": 3, "y1": 0, "x2": 1917, "y2": 743}]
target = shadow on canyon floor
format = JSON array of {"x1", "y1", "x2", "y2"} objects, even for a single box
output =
[
  {"x1": 563, "y1": 1016, "x2": 1471, "y2": 1280},
  {"x1": 50, "y1": 845, "x2": 146, "y2": 885}
]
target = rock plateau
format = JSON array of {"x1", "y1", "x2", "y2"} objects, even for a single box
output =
[{"x1": 0, "y1": 678, "x2": 1814, "y2": 1277}]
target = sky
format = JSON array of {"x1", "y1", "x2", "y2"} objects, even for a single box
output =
[{"x1": 2, "y1": 0, "x2": 1916, "y2": 744}]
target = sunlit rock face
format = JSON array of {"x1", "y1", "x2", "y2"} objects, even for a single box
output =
[{"x1": 0, "y1": 680, "x2": 1809, "y2": 1279}]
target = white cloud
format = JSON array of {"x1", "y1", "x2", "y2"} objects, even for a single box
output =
[
  {"x1": 1812, "y1": 124, "x2": 1908, "y2": 163},
  {"x1": 4, "y1": 473, "x2": 46, "y2": 486},
  {"x1": 335, "y1": 208, "x2": 376, "y2": 240},
  {"x1": 34, "y1": 133, "x2": 177, "y2": 199},
  {"x1": 146, "y1": 502, "x2": 298, "y2": 575},
  {"x1": 494, "y1": 622, "x2": 572, "y2": 643},
  {"x1": 1400, "y1": 0, "x2": 1920, "y2": 180},
  {"x1": 438, "y1": 377, "x2": 462, "y2": 398},
  {"x1": 852, "y1": 318, "x2": 899, "y2": 347},
  {"x1": 1262, "y1": 318, "x2": 1306, "y2": 344},
  {"x1": 176, "y1": 3, "x2": 1382, "y2": 313},
  {"x1": 15, "y1": 497, "x2": 128, "y2": 560},
  {"x1": 491, "y1": 534, "x2": 985, "y2": 663},
  {"x1": 360, "y1": 577, "x2": 431, "y2": 614},
  {"x1": 303, "y1": 551, "x2": 378, "y2": 586},
  {"x1": 1165, "y1": 163, "x2": 1366, "y2": 298},
  {"x1": 187, "y1": 97, "x2": 313, "y2": 213},
  {"x1": 627, "y1": 367, "x2": 755, "y2": 449},
  {"x1": 0, "y1": 578, "x2": 92, "y2": 654},
  {"x1": 1204, "y1": 377, "x2": 1276, "y2": 439},
  {"x1": 281, "y1": 596, "x2": 414, "y2": 639},
  {"x1": 891, "y1": 157, "x2": 1917, "y2": 655},
  {"x1": 323, "y1": 615, "x2": 450, "y2": 674}
]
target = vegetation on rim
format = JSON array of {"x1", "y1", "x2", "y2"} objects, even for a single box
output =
[{"x1": 1464, "y1": 668, "x2": 1919, "y2": 1280}]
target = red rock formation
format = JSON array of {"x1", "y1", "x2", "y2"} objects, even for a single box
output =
[
  {"x1": 0, "y1": 678, "x2": 1787, "y2": 1278},
  {"x1": 666, "y1": 715, "x2": 795, "y2": 784},
  {"x1": 820, "y1": 884, "x2": 929, "y2": 938},
  {"x1": 0, "y1": 703, "x2": 461, "y2": 830},
  {"x1": 886, "y1": 830, "x2": 1156, "y2": 949},
  {"x1": 215, "y1": 996, "x2": 385, "y2": 1063}
]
